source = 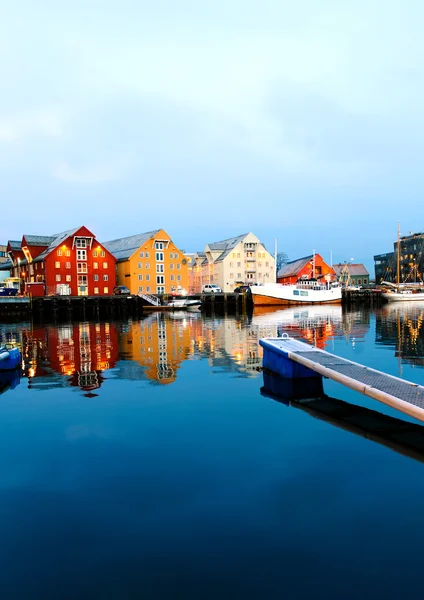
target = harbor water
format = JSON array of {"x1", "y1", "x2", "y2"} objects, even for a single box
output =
[{"x1": 1, "y1": 303, "x2": 424, "y2": 599}]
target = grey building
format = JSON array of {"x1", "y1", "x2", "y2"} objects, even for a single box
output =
[{"x1": 374, "y1": 231, "x2": 424, "y2": 283}]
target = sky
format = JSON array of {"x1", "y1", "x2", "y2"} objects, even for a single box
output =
[{"x1": 2, "y1": 0, "x2": 424, "y2": 273}]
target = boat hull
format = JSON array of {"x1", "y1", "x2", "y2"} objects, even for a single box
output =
[
  {"x1": 250, "y1": 283, "x2": 342, "y2": 306},
  {"x1": 0, "y1": 347, "x2": 21, "y2": 371},
  {"x1": 382, "y1": 292, "x2": 424, "y2": 302}
]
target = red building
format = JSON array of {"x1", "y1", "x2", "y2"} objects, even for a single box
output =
[
  {"x1": 277, "y1": 254, "x2": 336, "y2": 285},
  {"x1": 12, "y1": 226, "x2": 117, "y2": 296}
]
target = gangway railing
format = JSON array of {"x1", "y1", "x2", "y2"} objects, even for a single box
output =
[{"x1": 138, "y1": 292, "x2": 160, "y2": 306}]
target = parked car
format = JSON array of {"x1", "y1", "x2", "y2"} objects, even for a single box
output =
[
  {"x1": 113, "y1": 285, "x2": 130, "y2": 295},
  {"x1": 202, "y1": 284, "x2": 222, "y2": 293},
  {"x1": 234, "y1": 285, "x2": 251, "y2": 293}
]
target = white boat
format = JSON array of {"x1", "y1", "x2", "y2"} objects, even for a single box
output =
[
  {"x1": 381, "y1": 289, "x2": 424, "y2": 302},
  {"x1": 166, "y1": 298, "x2": 202, "y2": 310},
  {"x1": 250, "y1": 279, "x2": 342, "y2": 306}
]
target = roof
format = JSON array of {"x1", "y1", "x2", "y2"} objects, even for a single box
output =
[
  {"x1": 32, "y1": 227, "x2": 85, "y2": 262},
  {"x1": 332, "y1": 263, "x2": 369, "y2": 277},
  {"x1": 103, "y1": 230, "x2": 161, "y2": 261},
  {"x1": 277, "y1": 255, "x2": 313, "y2": 279},
  {"x1": 206, "y1": 233, "x2": 249, "y2": 263},
  {"x1": 0, "y1": 259, "x2": 12, "y2": 271},
  {"x1": 8, "y1": 240, "x2": 22, "y2": 251},
  {"x1": 23, "y1": 235, "x2": 55, "y2": 246}
]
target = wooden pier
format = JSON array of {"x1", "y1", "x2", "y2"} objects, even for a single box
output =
[{"x1": 260, "y1": 335, "x2": 424, "y2": 423}]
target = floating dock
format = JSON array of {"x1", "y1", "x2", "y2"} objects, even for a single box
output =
[{"x1": 260, "y1": 336, "x2": 424, "y2": 423}]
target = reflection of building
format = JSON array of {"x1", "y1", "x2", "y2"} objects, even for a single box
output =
[
  {"x1": 377, "y1": 303, "x2": 424, "y2": 367},
  {"x1": 104, "y1": 229, "x2": 189, "y2": 295},
  {"x1": 188, "y1": 232, "x2": 275, "y2": 293},
  {"x1": 118, "y1": 313, "x2": 192, "y2": 384},
  {"x1": 16, "y1": 322, "x2": 119, "y2": 392}
]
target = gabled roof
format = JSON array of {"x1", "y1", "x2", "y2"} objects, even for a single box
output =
[
  {"x1": 7, "y1": 240, "x2": 22, "y2": 251},
  {"x1": 206, "y1": 233, "x2": 249, "y2": 263},
  {"x1": 277, "y1": 255, "x2": 313, "y2": 279},
  {"x1": 22, "y1": 235, "x2": 55, "y2": 246},
  {"x1": 32, "y1": 227, "x2": 88, "y2": 262},
  {"x1": 0, "y1": 259, "x2": 13, "y2": 271},
  {"x1": 332, "y1": 263, "x2": 369, "y2": 277},
  {"x1": 103, "y1": 230, "x2": 161, "y2": 261}
]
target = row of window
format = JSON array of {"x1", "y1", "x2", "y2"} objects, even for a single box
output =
[
  {"x1": 138, "y1": 274, "x2": 181, "y2": 281},
  {"x1": 56, "y1": 274, "x2": 109, "y2": 282},
  {"x1": 57, "y1": 248, "x2": 106, "y2": 257},
  {"x1": 137, "y1": 261, "x2": 182, "y2": 270},
  {"x1": 55, "y1": 261, "x2": 109, "y2": 269}
]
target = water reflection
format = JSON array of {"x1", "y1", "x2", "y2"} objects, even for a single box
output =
[{"x1": 377, "y1": 302, "x2": 424, "y2": 367}]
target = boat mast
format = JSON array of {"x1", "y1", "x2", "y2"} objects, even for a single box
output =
[{"x1": 397, "y1": 222, "x2": 401, "y2": 286}]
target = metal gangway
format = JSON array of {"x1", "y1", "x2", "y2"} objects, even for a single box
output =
[
  {"x1": 260, "y1": 335, "x2": 424, "y2": 423},
  {"x1": 138, "y1": 292, "x2": 160, "y2": 306}
]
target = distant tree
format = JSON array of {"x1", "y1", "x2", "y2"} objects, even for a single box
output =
[{"x1": 276, "y1": 251, "x2": 289, "y2": 272}]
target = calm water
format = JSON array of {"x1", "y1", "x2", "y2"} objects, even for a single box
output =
[{"x1": 2, "y1": 303, "x2": 424, "y2": 599}]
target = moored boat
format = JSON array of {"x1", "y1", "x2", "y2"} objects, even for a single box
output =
[
  {"x1": 250, "y1": 279, "x2": 342, "y2": 306},
  {"x1": 381, "y1": 289, "x2": 424, "y2": 302},
  {"x1": 0, "y1": 346, "x2": 22, "y2": 371}
]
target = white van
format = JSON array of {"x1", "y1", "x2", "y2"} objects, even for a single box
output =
[{"x1": 202, "y1": 284, "x2": 222, "y2": 293}]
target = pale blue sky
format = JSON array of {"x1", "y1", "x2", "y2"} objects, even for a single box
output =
[{"x1": 2, "y1": 1, "x2": 423, "y2": 271}]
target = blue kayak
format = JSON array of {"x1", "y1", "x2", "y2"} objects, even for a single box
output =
[{"x1": 0, "y1": 347, "x2": 22, "y2": 371}]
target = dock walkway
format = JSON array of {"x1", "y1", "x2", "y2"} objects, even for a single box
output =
[{"x1": 260, "y1": 336, "x2": 424, "y2": 422}]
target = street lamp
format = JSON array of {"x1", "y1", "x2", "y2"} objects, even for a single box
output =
[{"x1": 17, "y1": 257, "x2": 21, "y2": 295}]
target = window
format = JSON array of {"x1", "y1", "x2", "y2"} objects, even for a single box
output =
[
  {"x1": 177, "y1": 275, "x2": 181, "y2": 281},
  {"x1": 77, "y1": 249, "x2": 86, "y2": 261},
  {"x1": 237, "y1": 273, "x2": 242, "y2": 278},
  {"x1": 78, "y1": 275, "x2": 88, "y2": 285},
  {"x1": 177, "y1": 263, "x2": 181, "y2": 269},
  {"x1": 156, "y1": 275, "x2": 164, "y2": 284},
  {"x1": 57, "y1": 249, "x2": 62, "y2": 256},
  {"x1": 175, "y1": 253, "x2": 179, "y2": 259},
  {"x1": 155, "y1": 242, "x2": 164, "y2": 250},
  {"x1": 138, "y1": 286, "x2": 143, "y2": 292},
  {"x1": 139, "y1": 252, "x2": 144, "y2": 258},
  {"x1": 266, "y1": 262, "x2": 269, "y2": 267},
  {"x1": 94, "y1": 275, "x2": 99, "y2": 281},
  {"x1": 77, "y1": 263, "x2": 87, "y2": 273},
  {"x1": 66, "y1": 262, "x2": 71, "y2": 269},
  {"x1": 66, "y1": 250, "x2": 70, "y2": 257},
  {"x1": 230, "y1": 273, "x2": 234, "y2": 278},
  {"x1": 145, "y1": 252, "x2": 149, "y2": 258},
  {"x1": 56, "y1": 274, "x2": 61, "y2": 282},
  {"x1": 170, "y1": 263, "x2": 174, "y2": 269},
  {"x1": 156, "y1": 264, "x2": 164, "y2": 273},
  {"x1": 156, "y1": 252, "x2": 164, "y2": 261},
  {"x1": 170, "y1": 252, "x2": 174, "y2": 259},
  {"x1": 100, "y1": 250, "x2": 105, "y2": 257},
  {"x1": 75, "y1": 238, "x2": 87, "y2": 248},
  {"x1": 138, "y1": 274, "x2": 143, "y2": 281},
  {"x1": 103, "y1": 287, "x2": 109, "y2": 294},
  {"x1": 93, "y1": 262, "x2": 98, "y2": 269},
  {"x1": 364, "y1": 278, "x2": 368, "y2": 284},
  {"x1": 41, "y1": 263, "x2": 44, "y2": 269},
  {"x1": 229, "y1": 262, "x2": 233, "y2": 267},
  {"x1": 358, "y1": 279, "x2": 362, "y2": 285},
  {"x1": 138, "y1": 262, "x2": 142, "y2": 269},
  {"x1": 157, "y1": 286, "x2": 165, "y2": 293},
  {"x1": 103, "y1": 274, "x2": 108, "y2": 281},
  {"x1": 145, "y1": 263, "x2": 150, "y2": 269},
  {"x1": 146, "y1": 286, "x2": 150, "y2": 292},
  {"x1": 93, "y1": 250, "x2": 98, "y2": 257},
  {"x1": 55, "y1": 261, "x2": 60, "y2": 268},
  {"x1": 146, "y1": 274, "x2": 150, "y2": 281},
  {"x1": 237, "y1": 262, "x2": 241, "y2": 267},
  {"x1": 103, "y1": 262, "x2": 108, "y2": 269},
  {"x1": 94, "y1": 287, "x2": 99, "y2": 294},
  {"x1": 66, "y1": 275, "x2": 71, "y2": 282}
]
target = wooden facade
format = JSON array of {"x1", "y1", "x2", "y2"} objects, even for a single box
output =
[{"x1": 277, "y1": 254, "x2": 336, "y2": 285}]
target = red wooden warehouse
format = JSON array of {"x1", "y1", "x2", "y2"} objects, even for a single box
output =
[
  {"x1": 277, "y1": 253, "x2": 336, "y2": 285},
  {"x1": 16, "y1": 226, "x2": 116, "y2": 296}
]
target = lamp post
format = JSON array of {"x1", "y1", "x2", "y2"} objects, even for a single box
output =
[{"x1": 17, "y1": 257, "x2": 21, "y2": 295}]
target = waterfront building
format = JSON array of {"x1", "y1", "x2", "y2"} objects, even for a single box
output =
[
  {"x1": 8, "y1": 226, "x2": 116, "y2": 296},
  {"x1": 0, "y1": 244, "x2": 7, "y2": 264},
  {"x1": 189, "y1": 232, "x2": 275, "y2": 293},
  {"x1": 277, "y1": 254, "x2": 335, "y2": 285},
  {"x1": 104, "y1": 229, "x2": 189, "y2": 295},
  {"x1": 374, "y1": 231, "x2": 424, "y2": 284},
  {"x1": 332, "y1": 263, "x2": 370, "y2": 286}
]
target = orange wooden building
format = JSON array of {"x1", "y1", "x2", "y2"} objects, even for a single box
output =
[{"x1": 277, "y1": 254, "x2": 336, "y2": 285}]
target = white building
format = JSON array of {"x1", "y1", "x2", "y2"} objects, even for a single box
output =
[{"x1": 188, "y1": 232, "x2": 275, "y2": 293}]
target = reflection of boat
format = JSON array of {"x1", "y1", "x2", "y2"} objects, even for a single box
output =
[
  {"x1": 252, "y1": 304, "x2": 343, "y2": 324},
  {"x1": 0, "y1": 346, "x2": 21, "y2": 371},
  {"x1": 250, "y1": 280, "x2": 342, "y2": 306},
  {"x1": 0, "y1": 369, "x2": 20, "y2": 394}
]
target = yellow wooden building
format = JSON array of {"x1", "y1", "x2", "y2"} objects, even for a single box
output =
[{"x1": 104, "y1": 229, "x2": 189, "y2": 295}]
